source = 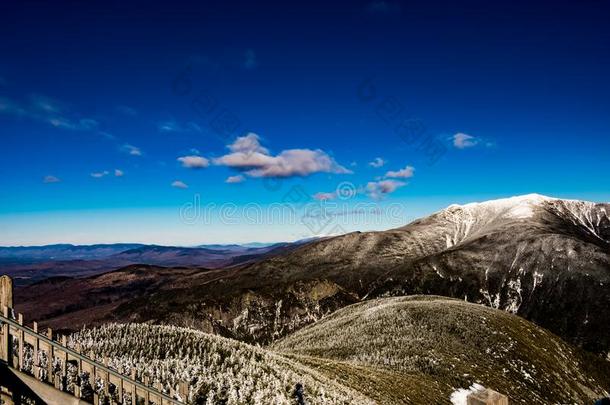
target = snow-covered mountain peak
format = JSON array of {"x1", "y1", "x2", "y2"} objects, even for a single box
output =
[
  {"x1": 448, "y1": 193, "x2": 553, "y2": 209},
  {"x1": 436, "y1": 194, "x2": 609, "y2": 248},
  {"x1": 445, "y1": 194, "x2": 556, "y2": 220}
]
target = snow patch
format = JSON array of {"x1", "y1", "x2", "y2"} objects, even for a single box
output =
[
  {"x1": 432, "y1": 264, "x2": 445, "y2": 279},
  {"x1": 505, "y1": 277, "x2": 523, "y2": 314},
  {"x1": 450, "y1": 383, "x2": 485, "y2": 405},
  {"x1": 532, "y1": 271, "x2": 543, "y2": 290}
]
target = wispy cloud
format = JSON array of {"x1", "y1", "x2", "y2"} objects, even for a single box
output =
[
  {"x1": 90, "y1": 170, "x2": 110, "y2": 178},
  {"x1": 177, "y1": 155, "x2": 210, "y2": 169},
  {"x1": 225, "y1": 175, "x2": 245, "y2": 184},
  {"x1": 214, "y1": 133, "x2": 351, "y2": 178},
  {"x1": 368, "y1": 157, "x2": 386, "y2": 168},
  {"x1": 158, "y1": 120, "x2": 202, "y2": 133},
  {"x1": 30, "y1": 94, "x2": 63, "y2": 114},
  {"x1": 114, "y1": 169, "x2": 124, "y2": 177},
  {"x1": 121, "y1": 144, "x2": 142, "y2": 156},
  {"x1": 158, "y1": 121, "x2": 181, "y2": 132},
  {"x1": 0, "y1": 91, "x2": 148, "y2": 168},
  {"x1": 48, "y1": 117, "x2": 99, "y2": 131},
  {"x1": 43, "y1": 175, "x2": 60, "y2": 184},
  {"x1": 0, "y1": 94, "x2": 100, "y2": 132},
  {"x1": 116, "y1": 105, "x2": 137, "y2": 116},
  {"x1": 385, "y1": 165, "x2": 414, "y2": 179},
  {"x1": 171, "y1": 180, "x2": 189, "y2": 189},
  {"x1": 0, "y1": 97, "x2": 26, "y2": 116}
]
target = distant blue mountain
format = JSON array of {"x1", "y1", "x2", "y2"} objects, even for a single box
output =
[{"x1": 0, "y1": 244, "x2": 145, "y2": 261}]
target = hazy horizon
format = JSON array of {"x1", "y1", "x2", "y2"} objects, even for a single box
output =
[{"x1": 1, "y1": 192, "x2": 608, "y2": 246}]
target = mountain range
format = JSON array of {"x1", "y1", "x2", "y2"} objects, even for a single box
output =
[
  {"x1": 0, "y1": 242, "x2": 302, "y2": 285},
  {"x1": 12, "y1": 194, "x2": 610, "y2": 361}
]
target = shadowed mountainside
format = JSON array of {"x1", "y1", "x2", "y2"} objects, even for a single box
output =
[{"x1": 15, "y1": 195, "x2": 610, "y2": 357}]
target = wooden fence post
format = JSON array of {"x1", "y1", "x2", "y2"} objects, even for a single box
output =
[
  {"x1": 17, "y1": 313, "x2": 24, "y2": 371},
  {"x1": 47, "y1": 327, "x2": 54, "y2": 384},
  {"x1": 117, "y1": 376, "x2": 124, "y2": 404},
  {"x1": 131, "y1": 369, "x2": 138, "y2": 405},
  {"x1": 61, "y1": 337, "x2": 68, "y2": 391},
  {"x1": 33, "y1": 326, "x2": 40, "y2": 378},
  {"x1": 467, "y1": 387, "x2": 509, "y2": 405},
  {"x1": 0, "y1": 275, "x2": 13, "y2": 309},
  {"x1": 1, "y1": 306, "x2": 9, "y2": 363},
  {"x1": 179, "y1": 381, "x2": 188, "y2": 402}
]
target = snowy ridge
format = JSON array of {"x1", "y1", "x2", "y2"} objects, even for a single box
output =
[
  {"x1": 440, "y1": 194, "x2": 555, "y2": 247},
  {"x1": 436, "y1": 194, "x2": 609, "y2": 248}
]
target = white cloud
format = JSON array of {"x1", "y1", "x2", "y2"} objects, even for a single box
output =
[
  {"x1": 171, "y1": 180, "x2": 188, "y2": 189},
  {"x1": 114, "y1": 169, "x2": 124, "y2": 177},
  {"x1": 453, "y1": 133, "x2": 479, "y2": 149},
  {"x1": 43, "y1": 175, "x2": 60, "y2": 184},
  {"x1": 385, "y1": 165, "x2": 415, "y2": 179},
  {"x1": 368, "y1": 157, "x2": 386, "y2": 168},
  {"x1": 214, "y1": 133, "x2": 351, "y2": 178},
  {"x1": 178, "y1": 155, "x2": 210, "y2": 169},
  {"x1": 366, "y1": 179, "x2": 405, "y2": 199},
  {"x1": 225, "y1": 175, "x2": 245, "y2": 184},
  {"x1": 159, "y1": 121, "x2": 180, "y2": 132},
  {"x1": 313, "y1": 192, "x2": 337, "y2": 201},
  {"x1": 228, "y1": 133, "x2": 269, "y2": 154},
  {"x1": 122, "y1": 144, "x2": 142, "y2": 156},
  {"x1": 91, "y1": 171, "x2": 109, "y2": 178}
]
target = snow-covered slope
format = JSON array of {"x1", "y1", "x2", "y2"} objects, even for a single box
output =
[
  {"x1": 438, "y1": 194, "x2": 554, "y2": 247},
  {"x1": 272, "y1": 296, "x2": 610, "y2": 404},
  {"x1": 416, "y1": 193, "x2": 609, "y2": 248}
]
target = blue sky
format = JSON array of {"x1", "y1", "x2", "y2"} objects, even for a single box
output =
[{"x1": 1, "y1": 0, "x2": 609, "y2": 245}]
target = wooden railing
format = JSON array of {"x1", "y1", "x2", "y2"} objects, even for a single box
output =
[{"x1": 0, "y1": 306, "x2": 187, "y2": 405}]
